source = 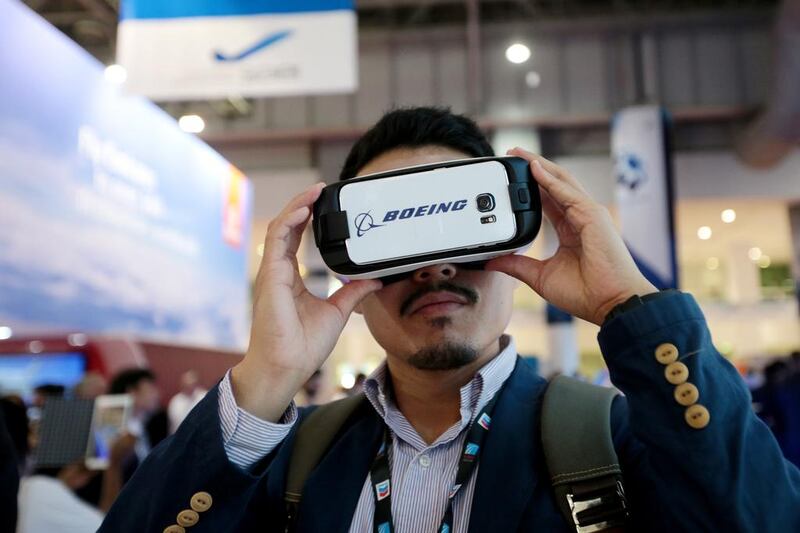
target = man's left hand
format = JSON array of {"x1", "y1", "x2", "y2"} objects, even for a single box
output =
[{"x1": 485, "y1": 147, "x2": 657, "y2": 326}]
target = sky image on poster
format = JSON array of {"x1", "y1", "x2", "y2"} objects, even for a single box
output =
[{"x1": 0, "y1": 1, "x2": 252, "y2": 350}]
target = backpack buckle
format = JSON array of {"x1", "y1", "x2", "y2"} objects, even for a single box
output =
[{"x1": 565, "y1": 477, "x2": 628, "y2": 532}]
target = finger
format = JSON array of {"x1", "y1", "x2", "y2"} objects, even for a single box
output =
[
  {"x1": 327, "y1": 279, "x2": 383, "y2": 319},
  {"x1": 277, "y1": 182, "x2": 325, "y2": 220},
  {"x1": 263, "y1": 206, "x2": 311, "y2": 264},
  {"x1": 485, "y1": 254, "x2": 547, "y2": 295},
  {"x1": 508, "y1": 147, "x2": 588, "y2": 194}
]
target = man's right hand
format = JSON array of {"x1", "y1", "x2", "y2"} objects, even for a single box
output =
[{"x1": 231, "y1": 183, "x2": 382, "y2": 422}]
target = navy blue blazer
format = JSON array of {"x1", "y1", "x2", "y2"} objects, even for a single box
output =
[{"x1": 100, "y1": 292, "x2": 800, "y2": 532}]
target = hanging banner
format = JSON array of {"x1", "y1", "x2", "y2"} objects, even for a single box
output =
[
  {"x1": 0, "y1": 1, "x2": 252, "y2": 350},
  {"x1": 117, "y1": 0, "x2": 357, "y2": 100},
  {"x1": 612, "y1": 105, "x2": 678, "y2": 289}
]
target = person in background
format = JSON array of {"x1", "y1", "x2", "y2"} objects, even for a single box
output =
[
  {"x1": 17, "y1": 433, "x2": 136, "y2": 533},
  {"x1": 775, "y1": 353, "x2": 800, "y2": 467},
  {"x1": 294, "y1": 369, "x2": 323, "y2": 406},
  {"x1": 752, "y1": 360, "x2": 790, "y2": 441},
  {"x1": 30, "y1": 384, "x2": 65, "y2": 409},
  {"x1": 0, "y1": 407, "x2": 20, "y2": 533},
  {"x1": 73, "y1": 372, "x2": 108, "y2": 401},
  {"x1": 167, "y1": 370, "x2": 207, "y2": 434},
  {"x1": 108, "y1": 369, "x2": 162, "y2": 470}
]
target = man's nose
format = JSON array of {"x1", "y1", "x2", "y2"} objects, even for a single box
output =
[{"x1": 411, "y1": 263, "x2": 458, "y2": 283}]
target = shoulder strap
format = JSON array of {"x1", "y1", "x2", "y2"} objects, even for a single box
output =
[
  {"x1": 541, "y1": 375, "x2": 629, "y2": 532},
  {"x1": 284, "y1": 393, "x2": 367, "y2": 522}
]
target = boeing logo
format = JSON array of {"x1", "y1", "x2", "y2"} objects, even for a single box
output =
[
  {"x1": 354, "y1": 212, "x2": 384, "y2": 237},
  {"x1": 355, "y1": 199, "x2": 467, "y2": 237},
  {"x1": 213, "y1": 30, "x2": 292, "y2": 62}
]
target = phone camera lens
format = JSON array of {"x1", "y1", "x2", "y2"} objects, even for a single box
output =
[{"x1": 476, "y1": 193, "x2": 495, "y2": 212}]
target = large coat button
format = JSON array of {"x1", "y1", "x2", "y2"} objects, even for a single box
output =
[
  {"x1": 685, "y1": 404, "x2": 711, "y2": 429},
  {"x1": 163, "y1": 526, "x2": 185, "y2": 533},
  {"x1": 664, "y1": 362, "x2": 689, "y2": 385},
  {"x1": 190, "y1": 492, "x2": 213, "y2": 513},
  {"x1": 674, "y1": 383, "x2": 700, "y2": 406},
  {"x1": 655, "y1": 343, "x2": 679, "y2": 365},
  {"x1": 177, "y1": 510, "x2": 200, "y2": 527}
]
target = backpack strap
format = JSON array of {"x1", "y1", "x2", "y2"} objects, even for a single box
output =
[
  {"x1": 284, "y1": 393, "x2": 367, "y2": 531},
  {"x1": 541, "y1": 375, "x2": 629, "y2": 533}
]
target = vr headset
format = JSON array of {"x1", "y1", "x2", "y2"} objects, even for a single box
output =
[{"x1": 312, "y1": 156, "x2": 542, "y2": 283}]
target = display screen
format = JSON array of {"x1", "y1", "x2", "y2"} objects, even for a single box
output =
[{"x1": 0, "y1": 352, "x2": 87, "y2": 403}]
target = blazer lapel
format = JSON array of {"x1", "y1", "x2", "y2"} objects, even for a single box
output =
[
  {"x1": 297, "y1": 402, "x2": 384, "y2": 533},
  {"x1": 468, "y1": 357, "x2": 549, "y2": 533}
]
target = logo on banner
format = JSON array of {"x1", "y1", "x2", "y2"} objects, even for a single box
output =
[
  {"x1": 477, "y1": 413, "x2": 491, "y2": 430},
  {"x1": 378, "y1": 522, "x2": 391, "y2": 533},
  {"x1": 464, "y1": 442, "x2": 479, "y2": 461},
  {"x1": 214, "y1": 30, "x2": 293, "y2": 62},
  {"x1": 615, "y1": 152, "x2": 648, "y2": 191},
  {"x1": 375, "y1": 479, "x2": 391, "y2": 501}
]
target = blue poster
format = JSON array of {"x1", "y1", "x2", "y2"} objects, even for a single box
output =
[
  {"x1": 0, "y1": 1, "x2": 252, "y2": 350},
  {"x1": 612, "y1": 106, "x2": 678, "y2": 289}
]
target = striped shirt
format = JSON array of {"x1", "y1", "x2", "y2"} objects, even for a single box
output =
[{"x1": 218, "y1": 335, "x2": 517, "y2": 533}]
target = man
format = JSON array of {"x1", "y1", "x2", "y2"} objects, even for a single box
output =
[
  {"x1": 101, "y1": 107, "x2": 800, "y2": 532},
  {"x1": 168, "y1": 370, "x2": 208, "y2": 434},
  {"x1": 108, "y1": 369, "x2": 164, "y2": 468}
]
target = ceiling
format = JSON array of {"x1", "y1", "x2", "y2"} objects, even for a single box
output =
[{"x1": 27, "y1": 0, "x2": 779, "y2": 64}]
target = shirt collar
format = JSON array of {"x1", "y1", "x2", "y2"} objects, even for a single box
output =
[{"x1": 364, "y1": 334, "x2": 517, "y2": 447}]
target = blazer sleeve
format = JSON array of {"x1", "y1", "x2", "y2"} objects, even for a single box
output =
[
  {"x1": 99, "y1": 385, "x2": 302, "y2": 533},
  {"x1": 602, "y1": 291, "x2": 800, "y2": 532}
]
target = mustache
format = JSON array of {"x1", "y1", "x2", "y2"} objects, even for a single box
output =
[{"x1": 399, "y1": 281, "x2": 479, "y2": 316}]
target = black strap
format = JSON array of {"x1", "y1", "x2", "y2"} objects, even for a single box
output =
[
  {"x1": 541, "y1": 376, "x2": 628, "y2": 532},
  {"x1": 285, "y1": 393, "x2": 366, "y2": 532},
  {"x1": 370, "y1": 395, "x2": 497, "y2": 533}
]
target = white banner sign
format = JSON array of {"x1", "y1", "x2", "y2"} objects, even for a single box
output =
[
  {"x1": 117, "y1": 0, "x2": 357, "y2": 100},
  {"x1": 612, "y1": 105, "x2": 678, "y2": 289}
]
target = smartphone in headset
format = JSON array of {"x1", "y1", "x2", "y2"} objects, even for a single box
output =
[{"x1": 313, "y1": 156, "x2": 541, "y2": 281}]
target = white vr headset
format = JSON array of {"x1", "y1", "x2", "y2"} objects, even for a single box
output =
[{"x1": 312, "y1": 156, "x2": 542, "y2": 283}]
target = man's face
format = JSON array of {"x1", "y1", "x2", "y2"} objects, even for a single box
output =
[
  {"x1": 132, "y1": 378, "x2": 160, "y2": 414},
  {"x1": 355, "y1": 146, "x2": 516, "y2": 370}
]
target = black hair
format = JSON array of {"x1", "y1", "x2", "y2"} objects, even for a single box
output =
[
  {"x1": 33, "y1": 384, "x2": 65, "y2": 397},
  {"x1": 339, "y1": 106, "x2": 494, "y2": 181},
  {"x1": 109, "y1": 368, "x2": 155, "y2": 395}
]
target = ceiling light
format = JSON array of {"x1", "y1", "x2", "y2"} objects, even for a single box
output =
[
  {"x1": 748, "y1": 247, "x2": 762, "y2": 261},
  {"x1": 68, "y1": 333, "x2": 88, "y2": 347},
  {"x1": 340, "y1": 373, "x2": 356, "y2": 389},
  {"x1": 104, "y1": 64, "x2": 127, "y2": 85},
  {"x1": 697, "y1": 226, "x2": 712, "y2": 240},
  {"x1": 0, "y1": 326, "x2": 11, "y2": 340},
  {"x1": 757, "y1": 255, "x2": 771, "y2": 269},
  {"x1": 706, "y1": 257, "x2": 719, "y2": 270},
  {"x1": 721, "y1": 209, "x2": 736, "y2": 223},
  {"x1": 178, "y1": 114, "x2": 205, "y2": 134},
  {"x1": 28, "y1": 340, "x2": 44, "y2": 353},
  {"x1": 525, "y1": 70, "x2": 542, "y2": 88},
  {"x1": 505, "y1": 43, "x2": 531, "y2": 64}
]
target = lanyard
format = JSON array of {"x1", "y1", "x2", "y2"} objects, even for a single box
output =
[{"x1": 369, "y1": 395, "x2": 498, "y2": 533}]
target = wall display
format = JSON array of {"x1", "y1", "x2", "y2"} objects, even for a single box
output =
[
  {"x1": 117, "y1": 0, "x2": 357, "y2": 100},
  {"x1": 612, "y1": 105, "x2": 678, "y2": 289},
  {"x1": 0, "y1": 1, "x2": 252, "y2": 350}
]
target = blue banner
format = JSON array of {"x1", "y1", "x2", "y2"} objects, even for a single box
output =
[
  {"x1": 0, "y1": 2, "x2": 252, "y2": 350},
  {"x1": 612, "y1": 106, "x2": 678, "y2": 290},
  {"x1": 121, "y1": 0, "x2": 353, "y2": 20}
]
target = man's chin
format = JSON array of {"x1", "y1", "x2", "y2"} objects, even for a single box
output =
[{"x1": 407, "y1": 341, "x2": 478, "y2": 371}]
